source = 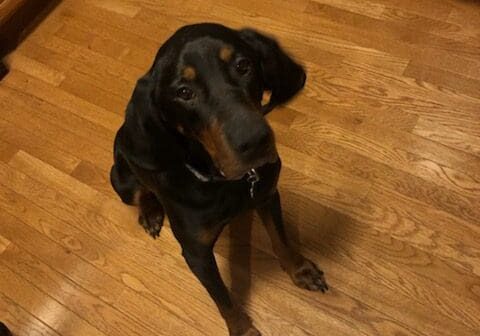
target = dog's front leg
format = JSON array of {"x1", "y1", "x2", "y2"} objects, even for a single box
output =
[
  {"x1": 171, "y1": 222, "x2": 260, "y2": 336},
  {"x1": 257, "y1": 190, "x2": 329, "y2": 292}
]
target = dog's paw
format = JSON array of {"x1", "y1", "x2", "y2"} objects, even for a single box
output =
[
  {"x1": 290, "y1": 258, "x2": 328, "y2": 292},
  {"x1": 227, "y1": 310, "x2": 260, "y2": 336},
  {"x1": 242, "y1": 327, "x2": 261, "y2": 336},
  {"x1": 138, "y1": 210, "x2": 164, "y2": 239},
  {"x1": 231, "y1": 326, "x2": 261, "y2": 336}
]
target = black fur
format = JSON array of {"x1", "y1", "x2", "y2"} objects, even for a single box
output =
[
  {"x1": 0, "y1": 322, "x2": 12, "y2": 336},
  {"x1": 0, "y1": 61, "x2": 8, "y2": 81}
]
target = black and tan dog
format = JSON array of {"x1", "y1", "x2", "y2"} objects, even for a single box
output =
[{"x1": 111, "y1": 23, "x2": 328, "y2": 336}]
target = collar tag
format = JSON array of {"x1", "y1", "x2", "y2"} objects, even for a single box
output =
[{"x1": 246, "y1": 169, "x2": 260, "y2": 198}]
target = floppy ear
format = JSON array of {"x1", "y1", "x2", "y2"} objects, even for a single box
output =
[
  {"x1": 238, "y1": 28, "x2": 306, "y2": 113},
  {"x1": 116, "y1": 74, "x2": 185, "y2": 171}
]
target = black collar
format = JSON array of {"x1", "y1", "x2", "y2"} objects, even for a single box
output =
[
  {"x1": 185, "y1": 163, "x2": 225, "y2": 182},
  {"x1": 185, "y1": 163, "x2": 215, "y2": 182},
  {"x1": 185, "y1": 164, "x2": 261, "y2": 198}
]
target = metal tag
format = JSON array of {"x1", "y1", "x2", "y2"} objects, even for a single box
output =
[{"x1": 246, "y1": 168, "x2": 260, "y2": 198}]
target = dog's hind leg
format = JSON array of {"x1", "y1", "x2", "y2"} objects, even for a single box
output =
[{"x1": 110, "y1": 151, "x2": 164, "y2": 238}]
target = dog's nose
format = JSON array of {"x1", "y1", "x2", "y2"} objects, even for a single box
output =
[
  {"x1": 233, "y1": 123, "x2": 272, "y2": 155},
  {"x1": 237, "y1": 130, "x2": 270, "y2": 154}
]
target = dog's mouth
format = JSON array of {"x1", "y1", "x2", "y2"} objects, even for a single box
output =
[
  {"x1": 194, "y1": 116, "x2": 278, "y2": 181},
  {"x1": 216, "y1": 150, "x2": 279, "y2": 181}
]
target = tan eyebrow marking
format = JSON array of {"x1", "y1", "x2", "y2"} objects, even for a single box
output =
[
  {"x1": 219, "y1": 46, "x2": 234, "y2": 62},
  {"x1": 182, "y1": 66, "x2": 196, "y2": 80}
]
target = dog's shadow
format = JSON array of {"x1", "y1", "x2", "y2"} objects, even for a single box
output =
[{"x1": 222, "y1": 190, "x2": 354, "y2": 307}]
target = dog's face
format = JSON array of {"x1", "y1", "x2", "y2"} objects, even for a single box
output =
[
  {"x1": 121, "y1": 24, "x2": 306, "y2": 178},
  {"x1": 157, "y1": 30, "x2": 277, "y2": 179}
]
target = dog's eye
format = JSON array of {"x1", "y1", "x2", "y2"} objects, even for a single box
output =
[
  {"x1": 236, "y1": 58, "x2": 251, "y2": 75},
  {"x1": 176, "y1": 87, "x2": 195, "y2": 101}
]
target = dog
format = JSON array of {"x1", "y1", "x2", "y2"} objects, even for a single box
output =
[{"x1": 110, "y1": 23, "x2": 328, "y2": 336}]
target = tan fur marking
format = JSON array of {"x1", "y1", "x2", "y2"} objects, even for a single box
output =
[
  {"x1": 176, "y1": 124, "x2": 185, "y2": 134},
  {"x1": 182, "y1": 66, "x2": 196, "y2": 80},
  {"x1": 197, "y1": 227, "x2": 219, "y2": 245},
  {"x1": 198, "y1": 125, "x2": 219, "y2": 160},
  {"x1": 261, "y1": 90, "x2": 272, "y2": 106},
  {"x1": 219, "y1": 46, "x2": 234, "y2": 62},
  {"x1": 132, "y1": 189, "x2": 142, "y2": 206},
  {"x1": 197, "y1": 119, "x2": 242, "y2": 178}
]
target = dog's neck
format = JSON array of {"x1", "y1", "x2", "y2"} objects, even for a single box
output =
[
  {"x1": 185, "y1": 162, "x2": 260, "y2": 198},
  {"x1": 179, "y1": 134, "x2": 262, "y2": 199}
]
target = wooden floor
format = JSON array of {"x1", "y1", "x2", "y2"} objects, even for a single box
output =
[{"x1": 1, "y1": 0, "x2": 480, "y2": 335}]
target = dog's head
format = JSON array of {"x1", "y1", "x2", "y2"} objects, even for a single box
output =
[{"x1": 119, "y1": 23, "x2": 306, "y2": 179}]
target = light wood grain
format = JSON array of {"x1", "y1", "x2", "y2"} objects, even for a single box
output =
[
  {"x1": 0, "y1": 292, "x2": 60, "y2": 336},
  {"x1": 1, "y1": 0, "x2": 480, "y2": 335}
]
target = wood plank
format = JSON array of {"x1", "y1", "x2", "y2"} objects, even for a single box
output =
[
  {"x1": 0, "y1": 82, "x2": 113, "y2": 172},
  {"x1": 0, "y1": 85, "x2": 114, "y2": 150},
  {"x1": 27, "y1": 33, "x2": 144, "y2": 84},
  {"x1": 2, "y1": 70, "x2": 122, "y2": 132},
  {"x1": 0, "y1": 292, "x2": 61, "y2": 336},
  {"x1": 0, "y1": 211, "x2": 207, "y2": 336},
  {"x1": 137, "y1": 2, "x2": 411, "y2": 76},
  {"x1": 203, "y1": 0, "x2": 479, "y2": 73},
  {"x1": 304, "y1": 59, "x2": 480, "y2": 117},
  {"x1": 278, "y1": 163, "x2": 480, "y2": 255},
  {"x1": 378, "y1": 7, "x2": 480, "y2": 47},
  {"x1": 413, "y1": 117, "x2": 480, "y2": 157},
  {"x1": 370, "y1": 0, "x2": 453, "y2": 20},
  {"x1": 0, "y1": 138, "x2": 17, "y2": 163},
  {"x1": 0, "y1": 118, "x2": 80, "y2": 174},
  {"x1": 58, "y1": 1, "x2": 166, "y2": 53},
  {"x1": 309, "y1": 0, "x2": 386, "y2": 19},
  {"x1": 0, "y1": 265, "x2": 107, "y2": 336},
  {"x1": 1, "y1": 245, "x2": 151, "y2": 336},
  {"x1": 5, "y1": 52, "x2": 65, "y2": 85},
  {"x1": 84, "y1": 0, "x2": 141, "y2": 18},
  {"x1": 71, "y1": 160, "x2": 116, "y2": 197},
  {"x1": 0, "y1": 234, "x2": 10, "y2": 254},
  {"x1": 279, "y1": 109, "x2": 480, "y2": 188},
  {"x1": 59, "y1": 70, "x2": 128, "y2": 114},
  {"x1": 15, "y1": 39, "x2": 74, "y2": 71},
  {"x1": 404, "y1": 61, "x2": 480, "y2": 100},
  {"x1": 279, "y1": 186, "x2": 480, "y2": 280},
  {"x1": 17, "y1": 39, "x2": 136, "y2": 97},
  {"x1": 446, "y1": 2, "x2": 480, "y2": 35},
  {"x1": 278, "y1": 126, "x2": 480, "y2": 225}
]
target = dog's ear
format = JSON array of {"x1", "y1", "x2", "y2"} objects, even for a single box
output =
[
  {"x1": 117, "y1": 73, "x2": 185, "y2": 171},
  {"x1": 238, "y1": 28, "x2": 306, "y2": 113}
]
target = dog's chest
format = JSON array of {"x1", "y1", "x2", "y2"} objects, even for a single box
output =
[{"x1": 157, "y1": 160, "x2": 281, "y2": 224}]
